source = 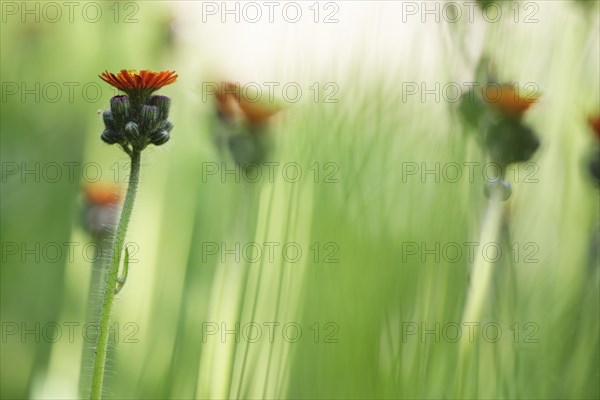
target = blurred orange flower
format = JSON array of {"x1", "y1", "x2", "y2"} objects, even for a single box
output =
[
  {"x1": 481, "y1": 84, "x2": 539, "y2": 117},
  {"x1": 100, "y1": 69, "x2": 177, "y2": 94},
  {"x1": 237, "y1": 97, "x2": 280, "y2": 126},
  {"x1": 214, "y1": 81, "x2": 280, "y2": 126},
  {"x1": 84, "y1": 183, "x2": 121, "y2": 206},
  {"x1": 588, "y1": 115, "x2": 600, "y2": 141}
]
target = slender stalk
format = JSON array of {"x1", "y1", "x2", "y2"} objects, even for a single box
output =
[
  {"x1": 79, "y1": 241, "x2": 107, "y2": 396},
  {"x1": 455, "y1": 186, "x2": 505, "y2": 397},
  {"x1": 461, "y1": 191, "x2": 504, "y2": 329},
  {"x1": 89, "y1": 150, "x2": 141, "y2": 399}
]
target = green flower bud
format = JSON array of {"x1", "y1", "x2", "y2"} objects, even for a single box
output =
[
  {"x1": 150, "y1": 95, "x2": 171, "y2": 120},
  {"x1": 110, "y1": 95, "x2": 131, "y2": 121},
  {"x1": 124, "y1": 122, "x2": 140, "y2": 141},
  {"x1": 158, "y1": 119, "x2": 174, "y2": 133},
  {"x1": 102, "y1": 110, "x2": 117, "y2": 130},
  {"x1": 141, "y1": 105, "x2": 159, "y2": 130},
  {"x1": 101, "y1": 128, "x2": 121, "y2": 144},
  {"x1": 150, "y1": 130, "x2": 170, "y2": 146},
  {"x1": 485, "y1": 118, "x2": 540, "y2": 167}
]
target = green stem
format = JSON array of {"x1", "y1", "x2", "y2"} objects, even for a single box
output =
[
  {"x1": 89, "y1": 150, "x2": 141, "y2": 399},
  {"x1": 455, "y1": 187, "x2": 505, "y2": 397}
]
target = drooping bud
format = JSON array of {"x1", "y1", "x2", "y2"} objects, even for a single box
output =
[
  {"x1": 124, "y1": 122, "x2": 140, "y2": 141},
  {"x1": 110, "y1": 95, "x2": 131, "y2": 121},
  {"x1": 150, "y1": 95, "x2": 171, "y2": 120}
]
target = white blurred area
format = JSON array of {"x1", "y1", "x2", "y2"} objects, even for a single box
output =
[{"x1": 171, "y1": 1, "x2": 488, "y2": 85}]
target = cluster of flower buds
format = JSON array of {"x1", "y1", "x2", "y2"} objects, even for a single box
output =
[
  {"x1": 99, "y1": 70, "x2": 177, "y2": 154},
  {"x1": 459, "y1": 83, "x2": 540, "y2": 171},
  {"x1": 101, "y1": 94, "x2": 173, "y2": 150},
  {"x1": 458, "y1": 57, "x2": 541, "y2": 201},
  {"x1": 481, "y1": 85, "x2": 540, "y2": 168}
]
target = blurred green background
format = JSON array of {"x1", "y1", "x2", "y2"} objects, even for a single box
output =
[{"x1": 1, "y1": 1, "x2": 599, "y2": 399}]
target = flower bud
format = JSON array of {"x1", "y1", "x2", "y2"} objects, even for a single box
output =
[
  {"x1": 101, "y1": 128, "x2": 121, "y2": 144},
  {"x1": 485, "y1": 118, "x2": 540, "y2": 167},
  {"x1": 141, "y1": 105, "x2": 159, "y2": 130},
  {"x1": 102, "y1": 110, "x2": 117, "y2": 130},
  {"x1": 110, "y1": 95, "x2": 131, "y2": 121},
  {"x1": 150, "y1": 130, "x2": 170, "y2": 146},
  {"x1": 158, "y1": 120, "x2": 174, "y2": 133},
  {"x1": 124, "y1": 122, "x2": 140, "y2": 141},
  {"x1": 150, "y1": 95, "x2": 171, "y2": 120}
]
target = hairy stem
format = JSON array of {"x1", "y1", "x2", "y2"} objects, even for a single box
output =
[
  {"x1": 455, "y1": 186, "x2": 505, "y2": 397},
  {"x1": 89, "y1": 150, "x2": 141, "y2": 399}
]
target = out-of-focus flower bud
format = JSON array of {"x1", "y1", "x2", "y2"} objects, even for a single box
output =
[{"x1": 485, "y1": 118, "x2": 540, "y2": 168}]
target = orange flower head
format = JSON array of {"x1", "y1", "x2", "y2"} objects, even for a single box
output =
[
  {"x1": 214, "y1": 81, "x2": 280, "y2": 127},
  {"x1": 237, "y1": 97, "x2": 280, "y2": 126},
  {"x1": 588, "y1": 115, "x2": 600, "y2": 141},
  {"x1": 84, "y1": 183, "x2": 121, "y2": 206},
  {"x1": 99, "y1": 69, "x2": 177, "y2": 95},
  {"x1": 481, "y1": 84, "x2": 539, "y2": 117}
]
